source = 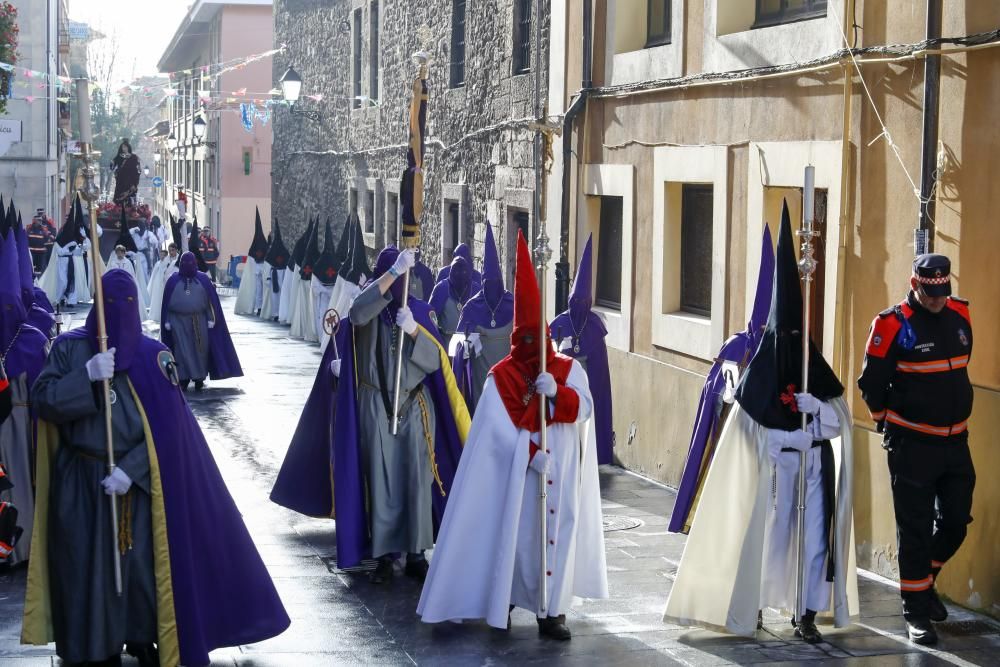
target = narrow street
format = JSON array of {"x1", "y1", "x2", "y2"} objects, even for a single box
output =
[{"x1": 2, "y1": 296, "x2": 999, "y2": 666}]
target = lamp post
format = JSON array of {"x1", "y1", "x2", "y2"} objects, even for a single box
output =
[{"x1": 280, "y1": 66, "x2": 321, "y2": 122}]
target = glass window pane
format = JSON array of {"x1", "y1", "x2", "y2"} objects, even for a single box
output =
[
  {"x1": 680, "y1": 185, "x2": 713, "y2": 317},
  {"x1": 595, "y1": 196, "x2": 623, "y2": 311}
]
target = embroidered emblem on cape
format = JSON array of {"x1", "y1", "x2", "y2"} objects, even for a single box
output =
[
  {"x1": 428, "y1": 310, "x2": 438, "y2": 327},
  {"x1": 958, "y1": 328, "x2": 968, "y2": 347},
  {"x1": 873, "y1": 334, "x2": 882, "y2": 347},
  {"x1": 157, "y1": 350, "x2": 180, "y2": 386}
]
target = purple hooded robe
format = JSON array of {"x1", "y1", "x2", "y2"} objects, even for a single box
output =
[
  {"x1": 551, "y1": 235, "x2": 614, "y2": 465},
  {"x1": 666, "y1": 224, "x2": 775, "y2": 533},
  {"x1": 160, "y1": 252, "x2": 243, "y2": 381}
]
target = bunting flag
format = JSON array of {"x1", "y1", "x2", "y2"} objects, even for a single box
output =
[{"x1": 399, "y1": 70, "x2": 428, "y2": 248}]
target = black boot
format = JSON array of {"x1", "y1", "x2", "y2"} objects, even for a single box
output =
[
  {"x1": 404, "y1": 552, "x2": 429, "y2": 581},
  {"x1": 194, "y1": 378, "x2": 205, "y2": 391},
  {"x1": 369, "y1": 556, "x2": 394, "y2": 584},
  {"x1": 793, "y1": 610, "x2": 822, "y2": 644},
  {"x1": 126, "y1": 643, "x2": 159, "y2": 667},
  {"x1": 927, "y1": 587, "x2": 948, "y2": 623},
  {"x1": 180, "y1": 379, "x2": 190, "y2": 392},
  {"x1": 906, "y1": 617, "x2": 938, "y2": 645},
  {"x1": 537, "y1": 614, "x2": 572, "y2": 640}
]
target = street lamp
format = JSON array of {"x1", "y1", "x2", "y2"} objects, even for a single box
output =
[
  {"x1": 143, "y1": 166, "x2": 150, "y2": 177},
  {"x1": 279, "y1": 65, "x2": 320, "y2": 122},
  {"x1": 167, "y1": 131, "x2": 176, "y2": 149},
  {"x1": 154, "y1": 152, "x2": 161, "y2": 164},
  {"x1": 193, "y1": 115, "x2": 217, "y2": 149}
]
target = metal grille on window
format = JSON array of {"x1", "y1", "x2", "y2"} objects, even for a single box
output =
[
  {"x1": 369, "y1": 2, "x2": 379, "y2": 101},
  {"x1": 754, "y1": 0, "x2": 827, "y2": 28},
  {"x1": 513, "y1": 0, "x2": 531, "y2": 74},
  {"x1": 680, "y1": 184, "x2": 713, "y2": 317},
  {"x1": 595, "y1": 196, "x2": 623, "y2": 311},
  {"x1": 646, "y1": 0, "x2": 671, "y2": 48},
  {"x1": 450, "y1": 0, "x2": 467, "y2": 87},
  {"x1": 353, "y1": 9, "x2": 362, "y2": 108}
]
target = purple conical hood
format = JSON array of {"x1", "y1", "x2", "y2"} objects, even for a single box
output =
[
  {"x1": 482, "y1": 221, "x2": 504, "y2": 305},
  {"x1": 85, "y1": 269, "x2": 143, "y2": 371},
  {"x1": 0, "y1": 228, "x2": 28, "y2": 349},
  {"x1": 568, "y1": 234, "x2": 594, "y2": 330},
  {"x1": 179, "y1": 251, "x2": 199, "y2": 278},
  {"x1": 748, "y1": 223, "x2": 775, "y2": 341},
  {"x1": 12, "y1": 207, "x2": 35, "y2": 309}
]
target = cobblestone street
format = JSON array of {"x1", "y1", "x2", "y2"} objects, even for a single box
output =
[{"x1": 2, "y1": 297, "x2": 999, "y2": 666}]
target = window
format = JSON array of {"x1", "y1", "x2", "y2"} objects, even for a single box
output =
[
  {"x1": 386, "y1": 192, "x2": 399, "y2": 245},
  {"x1": 514, "y1": 210, "x2": 530, "y2": 243},
  {"x1": 679, "y1": 185, "x2": 713, "y2": 316},
  {"x1": 595, "y1": 196, "x2": 624, "y2": 311},
  {"x1": 754, "y1": 0, "x2": 827, "y2": 28},
  {"x1": 193, "y1": 160, "x2": 202, "y2": 193},
  {"x1": 646, "y1": 0, "x2": 671, "y2": 47},
  {"x1": 448, "y1": 203, "x2": 460, "y2": 259},
  {"x1": 450, "y1": 0, "x2": 467, "y2": 87},
  {"x1": 349, "y1": 188, "x2": 358, "y2": 218},
  {"x1": 352, "y1": 9, "x2": 362, "y2": 108},
  {"x1": 242, "y1": 149, "x2": 252, "y2": 176},
  {"x1": 512, "y1": 0, "x2": 531, "y2": 74},
  {"x1": 365, "y1": 191, "x2": 375, "y2": 234},
  {"x1": 369, "y1": 1, "x2": 379, "y2": 101}
]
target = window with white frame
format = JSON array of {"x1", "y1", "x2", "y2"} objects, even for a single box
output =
[
  {"x1": 583, "y1": 164, "x2": 634, "y2": 352},
  {"x1": 646, "y1": 0, "x2": 671, "y2": 47},
  {"x1": 651, "y1": 146, "x2": 728, "y2": 361},
  {"x1": 607, "y1": 0, "x2": 684, "y2": 86},
  {"x1": 754, "y1": 0, "x2": 827, "y2": 29}
]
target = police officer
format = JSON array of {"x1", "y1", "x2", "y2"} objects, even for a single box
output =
[{"x1": 857, "y1": 253, "x2": 975, "y2": 646}]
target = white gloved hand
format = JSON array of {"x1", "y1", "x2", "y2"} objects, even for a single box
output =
[
  {"x1": 391, "y1": 248, "x2": 417, "y2": 276},
  {"x1": 207, "y1": 319, "x2": 216, "y2": 329},
  {"x1": 795, "y1": 392, "x2": 822, "y2": 416},
  {"x1": 535, "y1": 372, "x2": 557, "y2": 398},
  {"x1": 528, "y1": 449, "x2": 551, "y2": 476},
  {"x1": 85, "y1": 347, "x2": 116, "y2": 382},
  {"x1": 329, "y1": 359, "x2": 342, "y2": 378},
  {"x1": 101, "y1": 467, "x2": 132, "y2": 496},
  {"x1": 783, "y1": 429, "x2": 815, "y2": 452},
  {"x1": 163, "y1": 322, "x2": 172, "y2": 331},
  {"x1": 396, "y1": 306, "x2": 417, "y2": 335},
  {"x1": 465, "y1": 332, "x2": 483, "y2": 358}
]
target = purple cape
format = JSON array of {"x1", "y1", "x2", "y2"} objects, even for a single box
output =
[
  {"x1": 60, "y1": 329, "x2": 289, "y2": 665},
  {"x1": 160, "y1": 272, "x2": 243, "y2": 380},
  {"x1": 1, "y1": 324, "x2": 48, "y2": 388},
  {"x1": 667, "y1": 224, "x2": 775, "y2": 534},
  {"x1": 270, "y1": 299, "x2": 465, "y2": 569},
  {"x1": 551, "y1": 312, "x2": 613, "y2": 464}
]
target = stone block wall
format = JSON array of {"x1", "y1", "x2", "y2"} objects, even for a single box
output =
[{"x1": 272, "y1": 0, "x2": 548, "y2": 275}]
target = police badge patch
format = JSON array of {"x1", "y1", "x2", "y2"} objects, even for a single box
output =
[
  {"x1": 958, "y1": 328, "x2": 969, "y2": 347},
  {"x1": 157, "y1": 350, "x2": 180, "y2": 386}
]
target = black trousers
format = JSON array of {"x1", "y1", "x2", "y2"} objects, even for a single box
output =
[{"x1": 886, "y1": 433, "x2": 975, "y2": 618}]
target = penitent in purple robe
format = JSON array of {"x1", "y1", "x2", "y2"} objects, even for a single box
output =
[
  {"x1": 666, "y1": 224, "x2": 775, "y2": 534},
  {"x1": 551, "y1": 234, "x2": 613, "y2": 465}
]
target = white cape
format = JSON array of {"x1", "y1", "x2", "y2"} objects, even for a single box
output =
[
  {"x1": 261, "y1": 262, "x2": 275, "y2": 320},
  {"x1": 284, "y1": 272, "x2": 302, "y2": 328},
  {"x1": 418, "y1": 363, "x2": 609, "y2": 628},
  {"x1": 39, "y1": 244, "x2": 105, "y2": 305},
  {"x1": 233, "y1": 257, "x2": 258, "y2": 315},
  {"x1": 289, "y1": 275, "x2": 317, "y2": 342},
  {"x1": 147, "y1": 259, "x2": 178, "y2": 323},
  {"x1": 277, "y1": 267, "x2": 296, "y2": 324},
  {"x1": 663, "y1": 398, "x2": 858, "y2": 636}
]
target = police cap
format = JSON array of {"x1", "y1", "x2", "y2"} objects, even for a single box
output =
[{"x1": 913, "y1": 253, "x2": 951, "y2": 297}]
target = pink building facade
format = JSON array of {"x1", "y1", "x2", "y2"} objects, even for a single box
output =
[{"x1": 154, "y1": 0, "x2": 273, "y2": 268}]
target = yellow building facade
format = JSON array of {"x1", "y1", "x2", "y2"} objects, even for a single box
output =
[{"x1": 544, "y1": 1, "x2": 1000, "y2": 616}]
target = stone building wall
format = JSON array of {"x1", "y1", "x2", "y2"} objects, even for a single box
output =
[{"x1": 272, "y1": 0, "x2": 548, "y2": 277}]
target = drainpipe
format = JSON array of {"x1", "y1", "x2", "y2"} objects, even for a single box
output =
[
  {"x1": 916, "y1": 0, "x2": 942, "y2": 255},
  {"x1": 834, "y1": 0, "x2": 856, "y2": 380},
  {"x1": 555, "y1": 0, "x2": 593, "y2": 313}
]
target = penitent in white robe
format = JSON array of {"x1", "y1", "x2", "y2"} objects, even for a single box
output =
[
  {"x1": 663, "y1": 398, "x2": 859, "y2": 636},
  {"x1": 417, "y1": 362, "x2": 609, "y2": 628},
  {"x1": 147, "y1": 258, "x2": 178, "y2": 323},
  {"x1": 289, "y1": 275, "x2": 317, "y2": 342},
  {"x1": 277, "y1": 267, "x2": 295, "y2": 324},
  {"x1": 233, "y1": 257, "x2": 259, "y2": 316},
  {"x1": 105, "y1": 255, "x2": 148, "y2": 320}
]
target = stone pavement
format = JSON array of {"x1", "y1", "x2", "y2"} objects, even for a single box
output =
[{"x1": 2, "y1": 295, "x2": 1000, "y2": 666}]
